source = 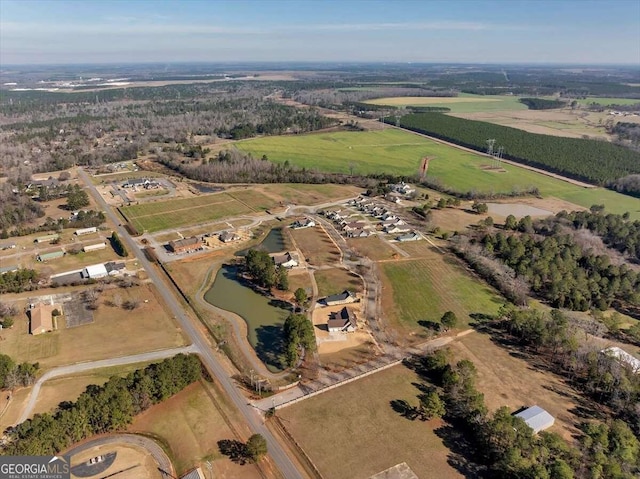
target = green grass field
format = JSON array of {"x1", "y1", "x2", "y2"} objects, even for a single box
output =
[
  {"x1": 120, "y1": 192, "x2": 253, "y2": 232},
  {"x1": 365, "y1": 93, "x2": 528, "y2": 112},
  {"x1": 380, "y1": 252, "x2": 502, "y2": 334},
  {"x1": 236, "y1": 128, "x2": 640, "y2": 218},
  {"x1": 576, "y1": 97, "x2": 640, "y2": 106}
]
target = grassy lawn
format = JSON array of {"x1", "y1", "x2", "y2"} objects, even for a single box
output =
[
  {"x1": 279, "y1": 364, "x2": 463, "y2": 479},
  {"x1": 364, "y1": 93, "x2": 528, "y2": 112},
  {"x1": 347, "y1": 236, "x2": 398, "y2": 261},
  {"x1": 236, "y1": 128, "x2": 640, "y2": 219},
  {"x1": 314, "y1": 268, "x2": 363, "y2": 298},
  {"x1": 576, "y1": 97, "x2": 640, "y2": 106},
  {"x1": 226, "y1": 189, "x2": 278, "y2": 212},
  {"x1": 0, "y1": 284, "x2": 187, "y2": 369},
  {"x1": 289, "y1": 226, "x2": 341, "y2": 266},
  {"x1": 380, "y1": 248, "x2": 502, "y2": 335},
  {"x1": 449, "y1": 331, "x2": 583, "y2": 440},
  {"x1": 130, "y1": 381, "x2": 263, "y2": 478},
  {"x1": 120, "y1": 192, "x2": 253, "y2": 232}
]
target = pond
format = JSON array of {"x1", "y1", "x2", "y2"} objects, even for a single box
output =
[
  {"x1": 236, "y1": 227, "x2": 286, "y2": 256},
  {"x1": 191, "y1": 183, "x2": 224, "y2": 194},
  {"x1": 204, "y1": 265, "x2": 290, "y2": 372}
]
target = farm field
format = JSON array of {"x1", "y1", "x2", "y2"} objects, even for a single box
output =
[
  {"x1": 364, "y1": 93, "x2": 528, "y2": 112},
  {"x1": 278, "y1": 364, "x2": 463, "y2": 479},
  {"x1": 289, "y1": 225, "x2": 341, "y2": 266},
  {"x1": 314, "y1": 267, "x2": 363, "y2": 298},
  {"x1": 449, "y1": 331, "x2": 584, "y2": 440},
  {"x1": 236, "y1": 128, "x2": 640, "y2": 219},
  {"x1": 0, "y1": 284, "x2": 186, "y2": 369},
  {"x1": 576, "y1": 97, "x2": 640, "y2": 106},
  {"x1": 227, "y1": 188, "x2": 279, "y2": 212},
  {"x1": 120, "y1": 192, "x2": 253, "y2": 233},
  {"x1": 130, "y1": 381, "x2": 263, "y2": 478},
  {"x1": 380, "y1": 245, "x2": 502, "y2": 337},
  {"x1": 347, "y1": 236, "x2": 398, "y2": 261},
  {"x1": 258, "y1": 183, "x2": 362, "y2": 205}
]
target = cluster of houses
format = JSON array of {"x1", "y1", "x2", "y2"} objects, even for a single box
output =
[
  {"x1": 121, "y1": 178, "x2": 161, "y2": 189},
  {"x1": 323, "y1": 207, "x2": 374, "y2": 238},
  {"x1": 320, "y1": 290, "x2": 359, "y2": 333},
  {"x1": 168, "y1": 230, "x2": 244, "y2": 255}
]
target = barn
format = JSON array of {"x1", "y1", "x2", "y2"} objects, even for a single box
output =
[
  {"x1": 515, "y1": 406, "x2": 555, "y2": 433},
  {"x1": 83, "y1": 263, "x2": 108, "y2": 279}
]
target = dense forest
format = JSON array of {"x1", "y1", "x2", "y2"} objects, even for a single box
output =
[
  {"x1": 608, "y1": 174, "x2": 640, "y2": 197},
  {"x1": 397, "y1": 113, "x2": 640, "y2": 185},
  {"x1": 0, "y1": 269, "x2": 40, "y2": 294},
  {"x1": 518, "y1": 97, "x2": 567, "y2": 110},
  {"x1": 2, "y1": 354, "x2": 202, "y2": 455}
]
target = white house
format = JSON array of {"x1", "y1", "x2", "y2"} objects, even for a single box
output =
[
  {"x1": 327, "y1": 307, "x2": 357, "y2": 333},
  {"x1": 384, "y1": 224, "x2": 411, "y2": 234},
  {"x1": 292, "y1": 218, "x2": 315, "y2": 229},
  {"x1": 397, "y1": 232, "x2": 421, "y2": 242},
  {"x1": 271, "y1": 252, "x2": 299, "y2": 269}
]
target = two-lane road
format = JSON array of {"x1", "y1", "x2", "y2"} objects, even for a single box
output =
[{"x1": 78, "y1": 168, "x2": 303, "y2": 479}]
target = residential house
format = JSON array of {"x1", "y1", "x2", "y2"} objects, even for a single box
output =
[
  {"x1": 324, "y1": 290, "x2": 357, "y2": 306},
  {"x1": 327, "y1": 307, "x2": 357, "y2": 333},
  {"x1": 384, "y1": 224, "x2": 411, "y2": 234},
  {"x1": 105, "y1": 261, "x2": 126, "y2": 275},
  {"x1": 291, "y1": 218, "x2": 316, "y2": 229},
  {"x1": 271, "y1": 251, "x2": 299, "y2": 269},
  {"x1": 30, "y1": 303, "x2": 61, "y2": 335},
  {"x1": 348, "y1": 229, "x2": 372, "y2": 238},
  {"x1": 341, "y1": 221, "x2": 367, "y2": 232},
  {"x1": 219, "y1": 231, "x2": 241, "y2": 243},
  {"x1": 396, "y1": 232, "x2": 421, "y2": 242}
]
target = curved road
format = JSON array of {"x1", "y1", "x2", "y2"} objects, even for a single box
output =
[
  {"x1": 17, "y1": 345, "x2": 197, "y2": 424},
  {"x1": 65, "y1": 433, "x2": 174, "y2": 478},
  {"x1": 79, "y1": 168, "x2": 304, "y2": 479}
]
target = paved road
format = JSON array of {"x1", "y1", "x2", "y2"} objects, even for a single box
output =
[
  {"x1": 65, "y1": 433, "x2": 174, "y2": 478},
  {"x1": 17, "y1": 345, "x2": 197, "y2": 424},
  {"x1": 79, "y1": 168, "x2": 304, "y2": 479}
]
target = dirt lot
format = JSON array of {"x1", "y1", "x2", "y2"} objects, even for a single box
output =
[
  {"x1": 311, "y1": 303, "x2": 373, "y2": 356},
  {"x1": 0, "y1": 284, "x2": 186, "y2": 369},
  {"x1": 129, "y1": 381, "x2": 264, "y2": 478},
  {"x1": 71, "y1": 443, "x2": 162, "y2": 479},
  {"x1": 347, "y1": 236, "x2": 398, "y2": 261},
  {"x1": 258, "y1": 183, "x2": 362, "y2": 206},
  {"x1": 448, "y1": 331, "x2": 582, "y2": 440},
  {"x1": 279, "y1": 364, "x2": 463, "y2": 479},
  {"x1": 290, "y1": 226, "x2": 341, "y2": 267}
]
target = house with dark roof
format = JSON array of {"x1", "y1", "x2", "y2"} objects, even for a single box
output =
[
  {"x1": 271, "y1": 251, "x2": 299, "y2": 269},
  {"x1": 324, "y1": 290, "x2": 357, "y2": 306},
  {"x1": 327, "y1": 307, "x2": 357, "y2": 332},
  {"x1": 291, "y1": 218, "x2": 316, "y2": 229},
  {"x1": 105, "y1": 261, "x2": 126, "y2": 275},
  {"x1": 396, "y1": 232, "x2": 421, "y2": 242}
]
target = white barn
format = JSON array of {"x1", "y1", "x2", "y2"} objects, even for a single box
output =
[
  {"x1": 75, "y1": 227, "x2": 98, "y2": 236},
  {"x1": 83, "y1": 242, "x2": 107, "y2": 253},
  {"x1": 83, "y1": 263, "x2": 108, "y2": 279},
  {"x1": 515, "y1": 406, "x2": 555, "y2": 433}
]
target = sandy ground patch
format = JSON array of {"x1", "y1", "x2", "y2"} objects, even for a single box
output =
[
  {"x1": 311, "y1": 303, "x2": 372, "y2": 355},
  {"x1": 71, "y1": 443, "x2": 161, "y2": 479},
  {"x1": 487, "y1": 202, "x2": 552, "y2": 218}
]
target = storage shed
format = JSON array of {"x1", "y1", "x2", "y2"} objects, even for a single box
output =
[
  {"x1": 83, "y1": 263, "x2": 108, "y2": 279},
  {"x1": 75, "y1": 227, "x2": 98, "y2": 236},
  {"x1": 37, "y1": 250, "x2": 64, "y2": 261},
  {"x1": 83, "y1": 242, "x2": 107, "y2": 253},
  {"x1": 515, "y1": 406, "x2": 555, "y2": 433}
]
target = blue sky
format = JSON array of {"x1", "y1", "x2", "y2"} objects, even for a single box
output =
[{"x1": 1, "y1": 0, "x2": 639, "y2": 65}]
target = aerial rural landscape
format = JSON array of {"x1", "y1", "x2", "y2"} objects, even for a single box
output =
[{"x1": 0, "y1": 1, "x2": 639, "y2": 479}]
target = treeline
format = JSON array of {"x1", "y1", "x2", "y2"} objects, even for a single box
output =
[
  {"x1": 397, "y1": 113, "x2": 640, "y2": 184},
  {"x1": 418, "y1": 175, "x2": 540, "y2": 200},
  {"x1": 283, "y1": 313, "x2": 315, "y2": 367},
  {"x1": 608, "y1": 174, "x2": 640, "y2": 198},
  {"x1": 547, "y1": 209, "x2": 640, "y2": 261},
  {"x1": 0, "y1": 354, "x2": 39, "y2": 390},
  {"x1": 415, "y1": 347, "x2": 639, "y2": 478},
  {"x1": 110, "y1": 232, "x2": 128, "y2": 257},
  {"x1": 519, "y1": 97, "x2": 567, "y2": 110},
  {"x1": 156, "y1": 149, "x2": 379, "y2": 188},
  {"x1": 0, "y1": 184, "x2": 45, "y2": 231},
  {"x1": 474, "y1": 229, "x2": 639, "y2": 310},
  {"x1": 2, "y1": 354, "x2": 202, "y2": 455},
  {"x1": 0, "y1": 269, "x2": 40, "y2": 294}
]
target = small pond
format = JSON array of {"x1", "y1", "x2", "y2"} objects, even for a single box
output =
[
  {"x1": 204, "y1": 265, "x2": 290, "y2": 372},
  {"x1": 236, "y1": 227, "x2": 286, "y2": 256},
  {"x1": 191, "y1": 183, "x2": 224, "y2": 194}
]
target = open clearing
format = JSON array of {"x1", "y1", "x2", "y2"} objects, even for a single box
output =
[
  {"x1": 290, "y1": 226, "x2": 341, "y2": 266},
  {"x1": 130, "y1": 381, "x2": 263, "y2": 478},
  {"x1": 576, "y1": 97, "x2": 640, "y2": 106},
  {"x1": 0, "y1": 284, "x2": 186, "y2": 369},
  {"x1": 120, "y1": 192, "x2": 253, "y2": 233},
  {"x1": 449, "y1": 331, "x2": 583, "y2": 440},
  {"x1": 314, "y1": 267, "x2": 364, "y2": 298},
  {"x1": 278, "y1": 364, "x2": 463, "y2": 479},
  {"x1": 235, "y1": 128, "x2": 640, "y2": 219},
  {"x1": 380, "y1": 245, "x2": 501, "y2": 338},
  {"x1": 364, "y1": 93, "x2": 528, "y2": 112},
  {"x1": 347, "y1": 236, "x2": 398, "y2": 261},
  {"x1": 259, "y1": 183, "x2": 361, "y2": 206}
]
